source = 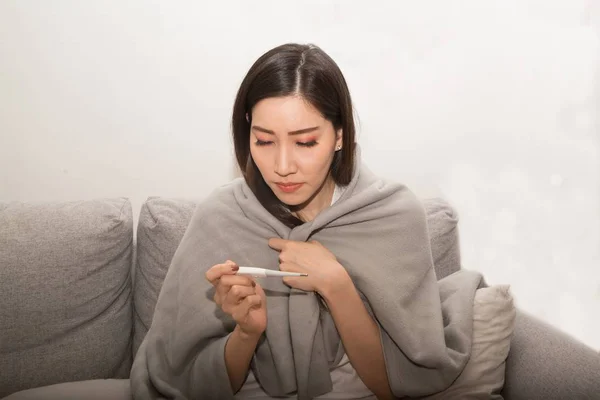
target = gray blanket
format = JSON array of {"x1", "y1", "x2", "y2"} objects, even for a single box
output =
[{"x1": 131, "y1": 148, "x2": 484, "y2": 400}]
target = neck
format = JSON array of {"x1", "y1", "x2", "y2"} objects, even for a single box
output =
[{"x1": 292, "y1": 176, "x2": 336, "y2": 222}]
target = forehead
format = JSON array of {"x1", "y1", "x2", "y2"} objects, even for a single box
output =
[{"x1": 252, "y1": 96, "x2": 324, "y2": 126}]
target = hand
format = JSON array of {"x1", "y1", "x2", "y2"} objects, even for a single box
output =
[
  {"x1": 268, "y1": 238, "x2": 350, "y2": 296},
  {"x1": 205, "y1": 260, "x2": 267, "y2": 338}
]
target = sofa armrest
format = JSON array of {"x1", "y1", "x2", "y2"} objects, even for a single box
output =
[{"x1": 502, "y1": 310, "x2": 600, "y2": 400}]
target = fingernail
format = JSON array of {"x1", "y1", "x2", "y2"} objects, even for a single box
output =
[{"x1": 231, "y1": 265, "x2": 239, "y2": 271}]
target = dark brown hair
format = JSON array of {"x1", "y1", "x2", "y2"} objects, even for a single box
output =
[{"x1": 231, "y1": 43, "x2": 356, "y2": 227}]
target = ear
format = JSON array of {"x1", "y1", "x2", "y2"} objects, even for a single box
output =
[{"x1": 335, "y1": 129, "x2": 343, "y2": 149}]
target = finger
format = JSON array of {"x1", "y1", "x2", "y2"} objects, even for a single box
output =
[
  {"x1": 282, "y1": 276, "x2": 307, "y2": 291},
  {"x1": 268, "y1": 237, "x2": 288, "y2": 251},
  {"x1": 213, "y1": 291, "x2": 221, "y2": 306},
  {"x1": 232, "y1": 294, "x2": 262, "y2": 321},
  {"x1": 279, "y1": 263, "x2": 300, "y2": 287},
  {"x1": 253, "y1": 281, "x2": 266, "y2": 299},
  {"x1": 219, "y1": 274, "x2": 255, "y2": 290},
  {"x1": 214, "y1": 275, "x2": 254, "y2": 307},
  {"x1": 205, "y1": 261, "x2": 238, "y2": 284},
  {"x1": 214, "y1": 282, "x2": 229, "y2": 305},
  {"x1": 225, "y1": 284, "x2": 256, "y2": 305},
  {"x1": 282, "y1": 276, "x2": 300, "y2": 286},
  {"x1": 205, "y1": 261, "x2": 237, "y2": 284},
  {"x1": 278, "y1": 261, "x2": 302, "y2": 273}
]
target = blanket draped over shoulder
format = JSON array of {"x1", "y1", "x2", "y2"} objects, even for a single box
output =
[{"x1": 131, "y1": 147, "x2": 484, "y2": 400}]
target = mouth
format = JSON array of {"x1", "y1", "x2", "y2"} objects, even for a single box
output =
[{"x1": 275, "y1": 182, "x2": 304, "y2": 193}]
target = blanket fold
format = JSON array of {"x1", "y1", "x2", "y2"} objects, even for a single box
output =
[{"x1": 131, "y1": 146, "x2": 484, "y2": 400}]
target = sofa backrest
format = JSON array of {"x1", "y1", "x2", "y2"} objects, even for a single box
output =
[
  {"x1": 132, "y1": 196, "x2": 462, "y2": 358},
  {"x1": 0, "y1": 195, "x2": 462, "y2": 397},
  {"x1": 0, "y1": 198, "x2": 134, "y2": 398},
  {"x1": 132, "y1": 197, "x2": 197, "y2": 356}
]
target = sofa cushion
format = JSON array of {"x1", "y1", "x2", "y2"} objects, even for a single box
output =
[
  {"x1": 132, "y1": 196, "x2": 462, "y2": 358},
  {"x1": 0, "y1": 198, "x2": 133, "y2": 398},
  {"x1": 1, "y1": 379, "x2": 130, "y2": 400}
]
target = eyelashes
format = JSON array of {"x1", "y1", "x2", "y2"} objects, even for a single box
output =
[
  {"x1": 254, "y1": 140, "x2": 318, "y2": 148},
  {"x1": 298, "y1": 140, "x2": 318, "y2": 148}
]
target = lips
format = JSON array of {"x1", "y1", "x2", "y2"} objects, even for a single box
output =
[{"x1": 276, "y1": 183, "x2": 304, "y2": 193}]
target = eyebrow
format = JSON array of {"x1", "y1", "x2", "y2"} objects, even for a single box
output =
[{"x1": 251, "y1": 125, "x2": 320, "y2": 135}]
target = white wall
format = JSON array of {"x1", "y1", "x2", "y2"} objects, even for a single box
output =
[{"x1": 1, "y1": 1, "x2": 599, "y2": 350}]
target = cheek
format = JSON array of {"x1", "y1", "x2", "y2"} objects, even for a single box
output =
[
  {"x1": 250, "y1": 146, "x2": 277, "y2": 178},
  {"x1": 250, "y1": 147, "x2": 266, "y2": 171},
  {"x1": 296, "y1": 148, "x2": 334, "y2": 177}
]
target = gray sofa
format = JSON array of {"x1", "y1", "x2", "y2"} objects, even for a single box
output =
[{"x1": 1, "y1": 197, "x2": 599, "y2": 399}]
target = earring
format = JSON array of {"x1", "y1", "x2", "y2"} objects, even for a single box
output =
[{"x1": 335, "y1": 145, "x2": 342, "y2": 151}]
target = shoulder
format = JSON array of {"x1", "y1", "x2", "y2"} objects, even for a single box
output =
[
  {"x1": 390, "y1": 182, "x2": 426, "y2": 214},
  {"x1": 384, "y1": 183, "x2": 428, "y2": 230},
  {"x1": 354, "y1": 163, "x2": 425, "y2": 215},
  {"x1": 192, "y1": 178, "x2": 244, "y2": 218},
  {"x1": 364, "y1": 179, "x2": 432, "y2": 243},
  {"x1": 365, "y1": 171, "x2": 426, "y2": 215},
  {"x1": 367, "y1": 175, "x2": 429, "y2": 229}
]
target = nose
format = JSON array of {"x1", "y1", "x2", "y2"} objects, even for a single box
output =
[{"x1": 274, "y1": 144, "x2": 297, "y2": 177}]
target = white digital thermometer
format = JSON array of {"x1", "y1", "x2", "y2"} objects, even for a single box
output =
[{"x1": 236, "y1": 266, "x2": 308, "y2": 278}]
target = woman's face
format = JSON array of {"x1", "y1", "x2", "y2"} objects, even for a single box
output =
[{"x1": 249, "y1": 95, "x2": 342, "y2": 210}]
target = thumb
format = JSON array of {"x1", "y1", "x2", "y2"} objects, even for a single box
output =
[{"x1": 254, "y1": 281, "x2": 267, "y2": 299}]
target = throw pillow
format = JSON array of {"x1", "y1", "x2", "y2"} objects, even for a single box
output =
[{"x1": 424, "y1": 284, "x2": 516, "y2": 399}]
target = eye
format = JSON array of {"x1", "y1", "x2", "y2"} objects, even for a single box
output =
[
  {"x1": 297, "y1": 140, "x2": 318, "y2": 148},
  {"x1": 254, "y1": 139, "x2": 273, "y2": 146}
]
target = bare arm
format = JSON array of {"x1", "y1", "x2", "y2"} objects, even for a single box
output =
[
  {"x1": 207, "y1": 262, "x2": 267, "y2": 394},
  {"x1": 321, "y1": 273, "x2": 395, "y2": 400},
  {"x1": 224, "y1": 325, "x2": 261, "y2": 393}
]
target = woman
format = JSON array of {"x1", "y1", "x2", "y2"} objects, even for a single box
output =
[{"x1": 131, "y1": 43, "x2": 483, "y2": 400}]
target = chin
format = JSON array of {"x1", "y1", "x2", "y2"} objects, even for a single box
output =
[
  {"x1": 273, "y1": 193, "x2": 307, "y2": 207},
  {"x1": 270, "y1": 186, "x2": 309, "y2": 206}
]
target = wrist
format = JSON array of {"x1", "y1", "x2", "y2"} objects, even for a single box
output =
[
  {"x1": 319, "y1": 266, "x2": 353, "y2": 301},
  {"x1": 234, "y1": 325, "x2": 263, "y2": 344}
]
